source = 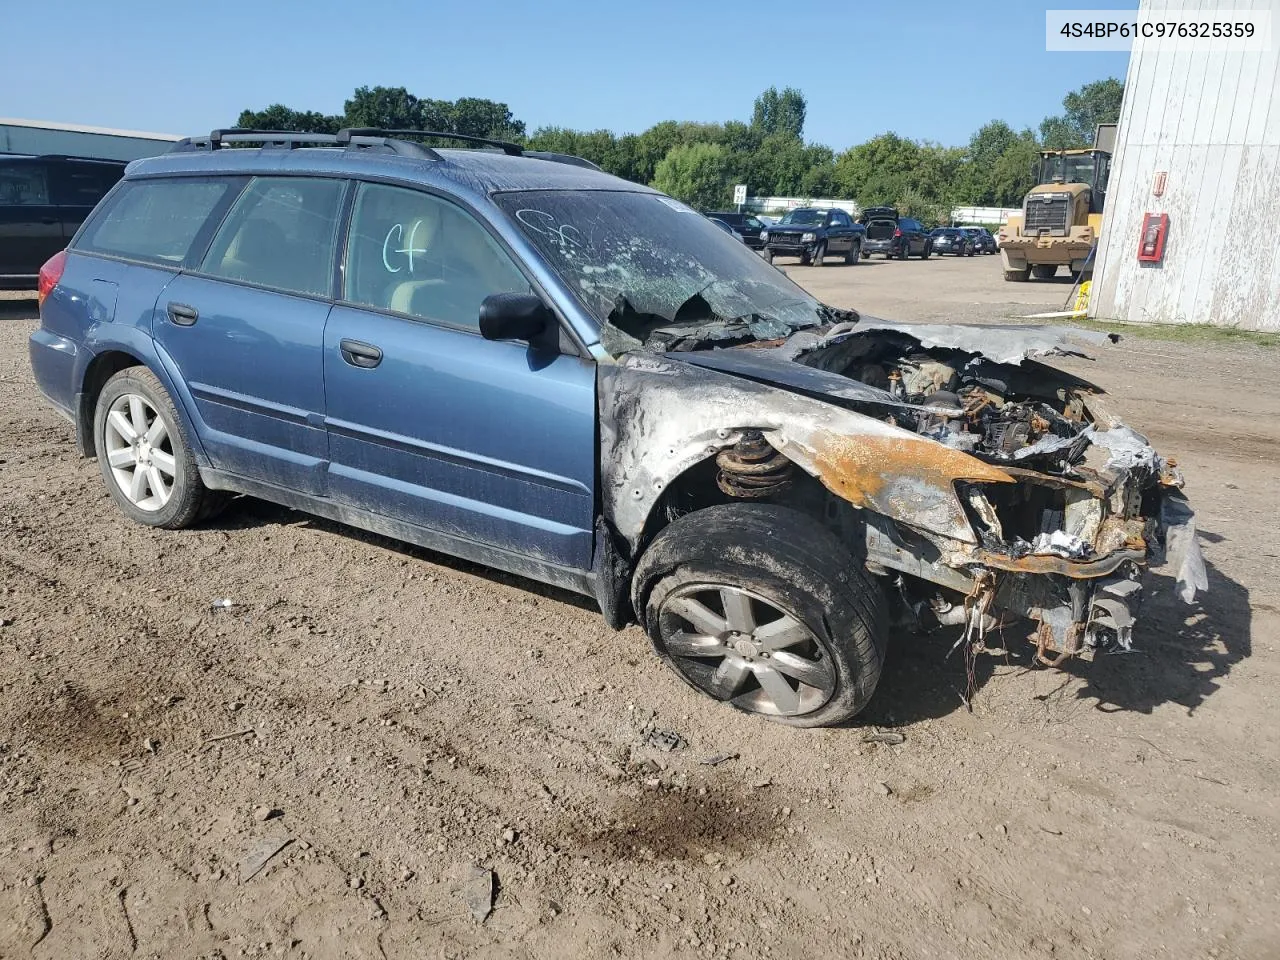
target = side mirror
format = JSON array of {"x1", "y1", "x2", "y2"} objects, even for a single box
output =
[{"x1": 479, "y1": 293, "x2": 552, "y2": 342}]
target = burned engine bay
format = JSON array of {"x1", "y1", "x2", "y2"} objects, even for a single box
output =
[{"x1": 600, "y1": 312, "x2": 1207, "y2": 669}]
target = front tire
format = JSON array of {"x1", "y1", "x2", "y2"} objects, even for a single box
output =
[
  {"x1": 762, "y1": 248, "x2": 774, "y2": 264},
  {"x1": 811, "y1": 241, "x2": 826, "y2": 267},
  {"x1": 633, "y1": 504, "x2": 887, "y2": 727},
  {"x1": 93, "y1": 367, "x2": 220, "y2": 529},
  {"x1": 1004, "y1": 266, "x2": 1031, "y2": 281}
]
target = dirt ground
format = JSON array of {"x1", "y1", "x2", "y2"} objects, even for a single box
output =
[{"x1": 1, "y1": 257, "x2": 1278, "y2": 960}]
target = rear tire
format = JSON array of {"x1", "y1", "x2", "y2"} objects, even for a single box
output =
[
  {"x1": 633, "y1": 504, "x2": 887, "y2": 728},
  {"x1": 1031, "y1": 264, "x2": 1057, "y2": 279},
  {"x1": 93, "y1": 367, "x2": 222, "y2": 529},
  {"x1": 897, "y1": 243, "x2": 909, "y2": 261},
  {"x1": 1004, "y1": 266, "x2": 1032, "y2": 282},
  {"x1": 845, "y1": 241, "x2": 861, "y2": 265},
  {"x1": 920, "y1": 243, "x2": 931, "y2": 260}
]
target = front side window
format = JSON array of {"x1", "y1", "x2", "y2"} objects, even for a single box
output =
[
  {"x1": 201, "y1": 177, "x2": 345, "y2": 298},
  {"x1": 0, "y1": 161, "x2": 50, "y2": 206},
  {"x1": 76, "y1": 177, "x2": 232, "y2": 264},
  {"x1": 343, "y1": 182, "x2": 531, "y2": 331}
]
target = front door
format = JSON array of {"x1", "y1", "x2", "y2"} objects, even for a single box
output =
[
  {"x1": 322, "y1": 182, "x2": 596, "y2": 570},
  {"x1": 154, "y1": 175, "x2": 347, "y2": 494}
]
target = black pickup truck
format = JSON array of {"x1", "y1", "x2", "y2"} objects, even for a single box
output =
[{"x1": 761, "y1": 207, "x2": 865, "y2": 266}]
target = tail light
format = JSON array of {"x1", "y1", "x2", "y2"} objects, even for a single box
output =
[
  {"x1": 37, "y1": 250, "x2": 67, "y2": 307},
  {"x1": 893, "y1": 228, "x2": 902, "y2": 238}
]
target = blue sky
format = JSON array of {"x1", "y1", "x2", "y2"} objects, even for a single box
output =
[{"x1": 1, "y1": 0, "x2": 1134, "y2": 149}]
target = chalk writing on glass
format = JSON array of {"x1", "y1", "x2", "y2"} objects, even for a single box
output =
[
  {"x1": 382, "y1": 220, "x2": 430, "y2": 273},
  {"x1": 515, "y1": 209, "x2": 584, "y2": 249}
]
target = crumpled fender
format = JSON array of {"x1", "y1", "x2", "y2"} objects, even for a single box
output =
[{"x1": 599, "y1": 354, "x2": 1013, "y2": 555}]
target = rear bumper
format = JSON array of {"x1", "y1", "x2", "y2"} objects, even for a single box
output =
[{"x1": 862, "y1": 240, "x2": 899, "y2": 255}]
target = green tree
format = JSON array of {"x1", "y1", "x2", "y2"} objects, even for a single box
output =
[
  {"x1": 751, "y1": 86, "x2": 806, "y2": 140},
  {"x1": 235, "y1": 105, "x2": 342, "y2": 133},
  {"x1": 833, "y1": 133, "x2": 922, "y2": 206},
  {"x1": 448, "y1": 97, "x2": 525, "y2": 140},
  {"x1": 343, "y1": 86, "x2": 426, "y2": 129},
  {"x1": 651, "y1": 142, "x2": 731, "y2": 210},
  {"x1": 1039, "y1": 78, "x2": 1124, "y2": 148},
  {"x1": 631, "y1": 120, "x2": 723, "y2": 185}
]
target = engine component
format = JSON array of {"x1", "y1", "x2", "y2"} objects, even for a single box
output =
[{"x1": 716, "y1": 430, "x2": 794, "y2": 498}]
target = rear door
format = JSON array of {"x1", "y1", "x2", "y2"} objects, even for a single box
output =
[
  {"x1": 0, "y1": 158, "x2": 61, "y2": 281},
  {"x1": 155, "y1": 175, "x2": 347, "y2": 495},
  {"x1": 323, "y1": 181, "x2": 596, "y2": 570}
]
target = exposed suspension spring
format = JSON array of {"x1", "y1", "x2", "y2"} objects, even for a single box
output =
[{"x1": 716, "y1": 431, "x2": 794, "y2": 498}]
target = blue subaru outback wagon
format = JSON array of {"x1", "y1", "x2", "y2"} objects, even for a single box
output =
[{"x1": 30, "y1": 129, "x2": 1205, "y2": 726}]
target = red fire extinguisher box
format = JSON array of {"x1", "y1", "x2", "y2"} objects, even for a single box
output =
[{"x1": 1137, "y1": 213, "x2": 1169, "y2": 263}]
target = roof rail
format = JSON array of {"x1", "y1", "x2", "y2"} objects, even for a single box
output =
[
  {"x1": 336, "y1": 128, "x2": 524, "y2": 156},
  {"x1": 169, "y1": 128, "x2": 439, "y2": 159}
]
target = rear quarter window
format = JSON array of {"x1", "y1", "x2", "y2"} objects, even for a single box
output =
[{"x1": 76, "y1": 177, "x2": 236, "y2": 266}]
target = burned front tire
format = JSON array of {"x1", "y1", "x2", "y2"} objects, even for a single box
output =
[{"x1": 632, "y1": 504, "x2": 886, "y2": 727}]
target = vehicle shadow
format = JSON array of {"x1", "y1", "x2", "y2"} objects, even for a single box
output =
[
  {"x1": 203, "y1": 494, "x2": 601, "y2": 614},
  {"x1": 858, "y1": 547, "x2": 1249, "y2": 726},
  {"x1": 0, "y1": 297, "x2": 38, "y2": 321}
]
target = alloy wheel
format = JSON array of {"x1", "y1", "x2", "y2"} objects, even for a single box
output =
[
  {"x1": 102, "y1": 393, "x2": 177, "y2": 512},
  {"x1": 657, "y1": 583, "x2": 835, "y2": 717}
]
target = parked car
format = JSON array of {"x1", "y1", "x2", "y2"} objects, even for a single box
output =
[
  {"x1": 960, "y1": 226, "x2": 998, "y2": 254},
  {"x1": 706, "y1": 211, "x2": 766, "y2": 249},
  {"x1": 858, "y1": 206, "x2": 930, "y2": 259},
  {"x1": 929, "y1": 228, "x2": 975, "y2": 257},
  {"x1": 1, "y1": 155, "x2": 126, "y2": 288},
  {"x1": 707, "y1": 217, "x2": 746, "y2": 243},
  {"x1": 761, "y1": 207, "x2": 865, "y2": 266},
  {"x1": 29, "y1": 128, "x2": 1204, "y2": 727}
]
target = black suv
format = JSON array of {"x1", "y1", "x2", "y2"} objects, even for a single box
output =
[
  {"x1": 761, "y1": 208, "x2": 865, "y2": 266},
  {"x1": 706, "y1": 211, "x2": 767, "y2": 249},
  {"x1": 1, "y1": 155, "x2": 126, "y2": 288},
  {"x1": 859, "y1": 206, "x2": 931, "y2": 260}
]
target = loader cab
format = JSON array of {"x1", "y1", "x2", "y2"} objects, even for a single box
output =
[{"x1": 1036, "y1": 149, "x2": 1111, "y2": 214}]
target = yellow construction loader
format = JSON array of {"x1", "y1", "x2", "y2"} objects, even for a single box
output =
[{"x1": 999, "y1": 129, "x2": 1112, "y2": 282}]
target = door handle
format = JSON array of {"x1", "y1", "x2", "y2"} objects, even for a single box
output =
[
  {"x1": 167, "y1": 302, "x2": 198, "y2": 326},
  {"x1": 340, "y1": 339, "x2": 383, "y2": 369}
]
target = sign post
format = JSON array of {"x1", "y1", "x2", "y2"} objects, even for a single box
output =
[{"x1": 732, "y1": 184, "x2": 747, "y2": 212}]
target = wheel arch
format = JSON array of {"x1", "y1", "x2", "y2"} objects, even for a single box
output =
[{"x1": 77, "y1": 340, "x2": 209, "y2": 466}]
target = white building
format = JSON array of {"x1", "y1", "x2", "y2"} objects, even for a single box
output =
[
  {"x1": 0, "y1": 118, "x2": 178, "y2": 162},
  {"x1": 1090, "y1": 0, "x2": 1280, "y2": 331}
]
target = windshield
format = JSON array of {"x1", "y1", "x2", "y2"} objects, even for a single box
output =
[
  {"x1": 1040, "y1": 153, "x2": 1097, "y2": 185},
  {"x1": 779, "y1": 209, "x2": 826, "y2": 225},
  {"x1": 494, "y1": 190, "x2": 828, "y2": 353}
]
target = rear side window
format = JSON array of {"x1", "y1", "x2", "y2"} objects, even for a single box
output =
[
  {"x1": 200, "y1": 177, "x2": 345, "y2": 298},
  {"x1": 0, "y1": 161, "x2": 50, "y2": 205},
  {"x1": 77, "y1": 178, "x2": 232, "y2": 264},
  {"x1": 51, "y1": 162, "x2": 123, "y2": 206}
]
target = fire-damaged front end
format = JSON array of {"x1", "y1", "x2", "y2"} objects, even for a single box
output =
[{"x1": 600, "y1": 314, "x2": 1207, "y2": 667}]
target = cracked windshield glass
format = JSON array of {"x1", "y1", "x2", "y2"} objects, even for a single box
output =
[{"x1": 493, "y1": 190, "x2": 827, "y2": 352}]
